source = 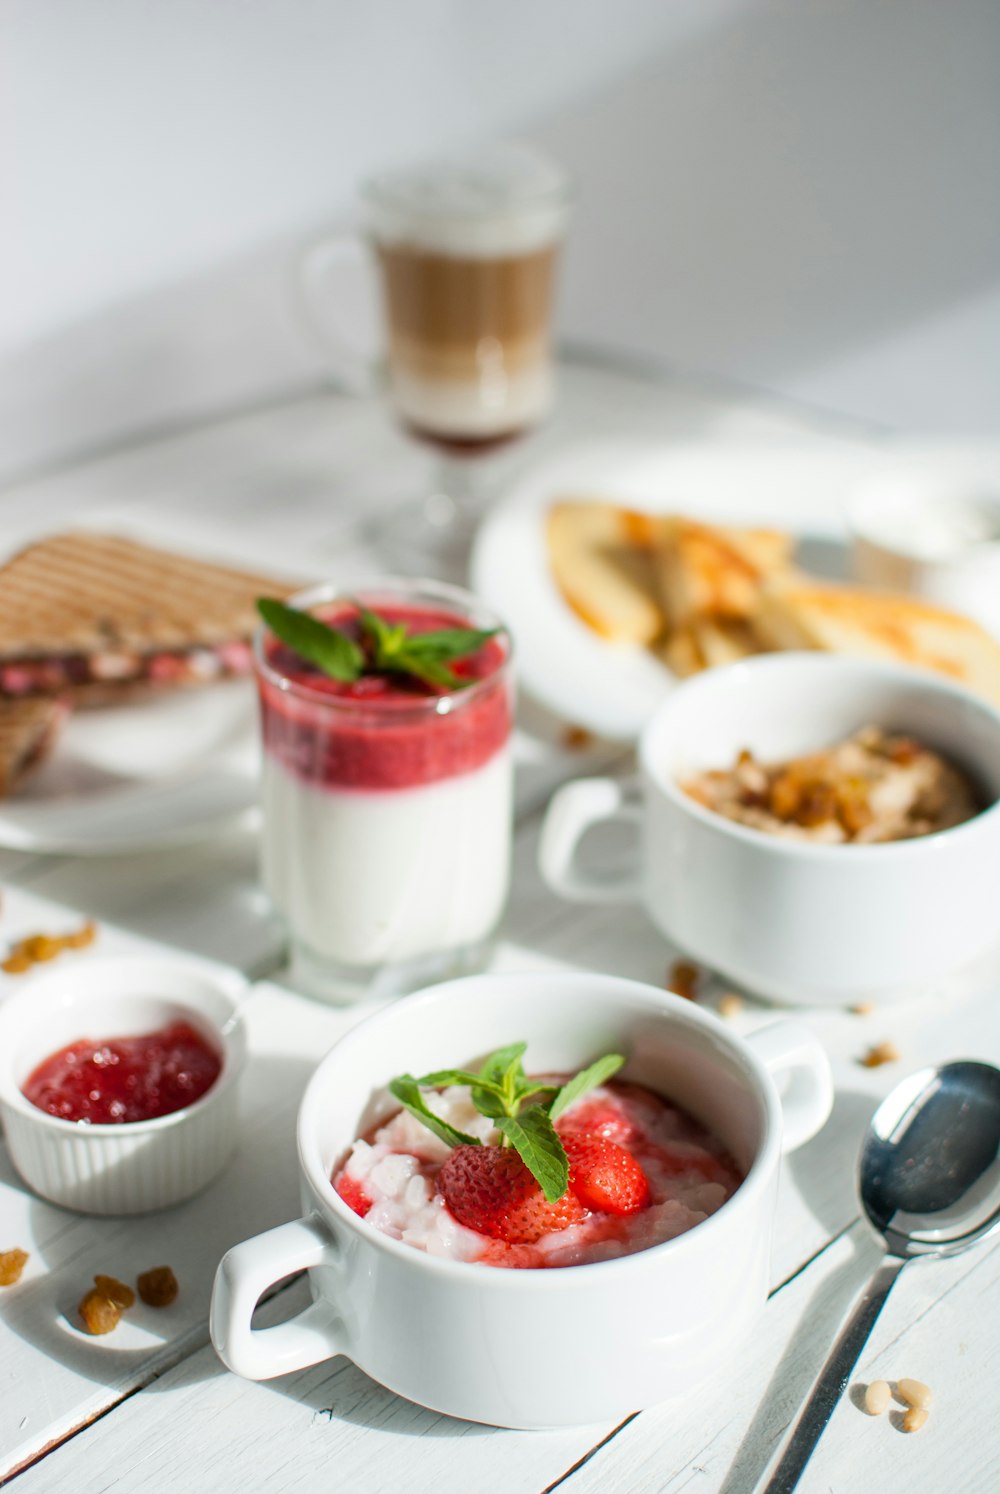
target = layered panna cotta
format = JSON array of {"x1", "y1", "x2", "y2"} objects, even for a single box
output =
[
  {"x1": 257, "y1": 597, "x2": 512, "y2": 974},
  {"x1": 333, "y1": 1079, "x2": 741, "y2": 1269}
]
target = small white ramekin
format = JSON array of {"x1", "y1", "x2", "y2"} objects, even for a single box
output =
[{"x1": 0, "y1": 957, "x2": 247, "y2": 1215}]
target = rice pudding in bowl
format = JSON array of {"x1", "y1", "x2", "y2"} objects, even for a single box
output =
[
  {"x1": 334, "y1": 1055, "x2": 741, "y2": 1269},
  {"x1": 211, "y1": 971, "x2": 831, "y2": 1428}
]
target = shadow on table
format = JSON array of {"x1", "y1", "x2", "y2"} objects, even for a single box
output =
[
  {"x1": 716, "y1": 1224, "x2": 883, "y2": 1494},
  {"x1": 787, "y1": 1086, "x2": 876, "y2": 1237},
  {"x1": 6, "y1": 1049, "x2": 317, "y2": 1390}
]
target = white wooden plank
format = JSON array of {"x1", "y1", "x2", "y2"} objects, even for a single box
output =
[
  {"x1": 554, "y1": 1224, "x2": 1000, "y2": 1494},
  {"x1": 7, "y1": 1278, "x2": 615, "y2": 1494}
]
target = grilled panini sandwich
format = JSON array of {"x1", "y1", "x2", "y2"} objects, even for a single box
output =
[
  {"x1": 0, "y1": 697, "x2": 68, "y2": 798},
  {"x1": 0, "y1": 532, "x2": 299, "y2": 705}
]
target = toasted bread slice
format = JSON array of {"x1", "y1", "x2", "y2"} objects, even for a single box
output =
[
  {"x1": 656, "y1": 625, "x2": 704, "y2": 678},
  {"x1": 547, "y1": 501, "x2": 665, "y2": 645},
  {"x1": 757, "y1": 578, "x2": 1000, "y2": 704},
  {"x1": 691, "y1": 617, "x2": 763, "y2": 669},
  {"x1": 0, "y1": 532, "x2": 300, "y2": 699},
  {"x1": 0, "y1": 697, "x2": 68, "y2": 797},
  {"x1": 652, "y1": 518, "x2": 794, "y2": 631}
]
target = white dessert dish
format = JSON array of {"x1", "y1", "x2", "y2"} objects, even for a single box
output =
[
  {"x1": 209, "y1": 970, "x2": 832, "y2": 1429},
  {"x1": 539, "y1": 654, "x2": 1000, "y2": 1006},
  {"x1": 0, "y1": 957, "x2": 247, "y2": 1214}
]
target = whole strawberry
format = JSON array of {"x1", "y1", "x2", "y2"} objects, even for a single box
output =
[
  {"x1": 563, "y1": 1132, "x2": 651, "y2": 1216},
  {"x1": 438, "y1": 1145, "x2": 586, "y2": 1244}
]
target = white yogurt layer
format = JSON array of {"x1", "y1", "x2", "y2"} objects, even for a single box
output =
[
  {"x1": 262, "y1": 748, "x2": 511, "y2": 969},
  {"x1": 335, "y1": 1082, "x2": 741, "y2": 1269},
  {"x1": 388, "y1": 363, "x2": 553, "y2": 439}
]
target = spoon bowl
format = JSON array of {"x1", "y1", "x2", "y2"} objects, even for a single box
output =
[
  {"x1": 766, "y1": 1059, "x2": 1000, "y2": 1493},
  {"x1": 861, "y1": 1059, "x2": 1000, "y2": 1256}
]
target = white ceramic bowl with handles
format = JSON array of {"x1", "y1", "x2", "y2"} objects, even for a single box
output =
[
  {"x1": 0, "y1": 957, "x2": 247, "y2": 1214},
  {"x1": 210, "y1": 970, "x2": 831, "y2": 1429},
  {"x1": 540, "y1": 655, "x2": 1000, "y2": 1006}
]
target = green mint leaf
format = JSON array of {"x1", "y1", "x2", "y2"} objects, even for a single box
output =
[
  {"x1": 390, "y1": 651, "x2": 467, "y2": 690},
  {"x1": 548, "y1": 1054, "x2": 626, "y2": 1123},
  {"x1": 388, "y1": 1076, "x2": 481, "y2": 1150},
  {"x1": 414, "y1": 1067, "x2": 502, "y2": 1093},
  {"x1": 515, "y1": 1080, "x2": 560, "y2": 1102},
  {"x1": 495, "y1": 1109, "x2": 569, "y2": 1202},
  {"x1": 354, "y1": 603, "x2": 401, "y2": 665},
  {"x1": 401, "y1": 628, "x2": 498, "y2": 662},
  {"x1": 471, "y1": 1043, "x2": 527, "y2": 1119},
  {"x1": 257, "y1": 598, "x2": 363, "y2": 683}
]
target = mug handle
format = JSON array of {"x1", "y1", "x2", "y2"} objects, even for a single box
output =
[
  {"x1": 295, "y1": 234, "x2": 380, "y2": 396},
  {"x1": 210, "y1": 1214, "x2": 346, "y2": 1380},
  {"x1": 539, "y1": 777, "x2": 642, "y2": 904},
  {"x1": 746, "y1": 1021, "x2": 834, "y2": 1154}
]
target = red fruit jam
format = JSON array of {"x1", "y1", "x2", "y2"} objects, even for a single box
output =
[
  {"x1": 257, "y1": 602, "x2": 511, "y2": 792},
  {"x1": 23, "y1": 1021, "x2": 222, "y2": 1124}
]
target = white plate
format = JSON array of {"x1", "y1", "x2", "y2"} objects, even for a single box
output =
[
  {"x1": 471, "y1": 438, "x2": 1000, "y2": 742},
  {"x1": 0, "y1": 684, "x2": 260, "y2": 853}
]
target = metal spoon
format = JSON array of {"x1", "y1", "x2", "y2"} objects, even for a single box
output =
[{"x1": 764, "y1": 1060, "x2": 1000, "y2": 1493}]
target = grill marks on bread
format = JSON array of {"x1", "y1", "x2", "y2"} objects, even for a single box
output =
[{"x1": 0, "y1": 533, "x2": 295, "y2": 658}]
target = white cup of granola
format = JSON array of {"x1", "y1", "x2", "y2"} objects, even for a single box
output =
[
  {"x1": 209, "y1": 970, "x2": 831, "y2": 1428},
  {"x1": 540, "y1": 654, "x2": 1000, "y2": 1006}
]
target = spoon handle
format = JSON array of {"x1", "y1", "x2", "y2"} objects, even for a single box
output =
[{"x1": 762, "y1": 1256, "x2": 906, "y2": 1494}]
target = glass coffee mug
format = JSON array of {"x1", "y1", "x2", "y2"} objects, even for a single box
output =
[{"x1": 300, "y1": 144, "x2": 572, "y2": 568}]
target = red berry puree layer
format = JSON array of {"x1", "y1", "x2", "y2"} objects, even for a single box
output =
[
  {"x1": 23, "y1": 1021, "x2": 222, "y2": 1124},
  {"x1": 332, "y1": 1079, "x2": 743, "y2": 1269},
  {"x1": 258, "y1": 603, "x2": 510, "y2": 791}
]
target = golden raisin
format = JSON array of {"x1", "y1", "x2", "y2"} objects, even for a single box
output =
[
  {"x1": 79, "y1": 1289, "x2": 122, "y2": 1335},
  {"x1": 65, "y1": 920, "x2": 98, "y2": 950},
  {"x1": 561, "y1": 725, "x2": 593, "y2": 752},
  {"x1": 137, "y1": 1266, "x2": 179, "y2": 1308},
  {"x1": 94, "y1": 1274, "x2": 135, "y2": 1310},
  {"x1": 860, "y1": 1041, "x2": 901, "y2": 1069},
  {"x1": 793, "y1": 779, "x2": 838, "y2": 828},
  {"x1": 1, "y1": 952, "x2": 31, "y2": 974},
  {"x1": 668, "y1": 959, "x2": 701, "y2": 1000},
  {"x1": 23, "y1": 935, "x2": 60, "y2": 962},
  {"x1": 0, "y1": 1249, "x2": 28, "y2": 1286}
]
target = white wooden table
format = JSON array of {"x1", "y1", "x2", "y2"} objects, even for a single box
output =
[{"x1": 1, "y1": 361, "x2": 997, "y2": 1494}]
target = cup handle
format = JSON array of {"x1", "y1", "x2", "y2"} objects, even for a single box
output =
[
  {"x1": 295, "y1": 233, "x2": 380, "y2": 396},
  {"x1": 539, "y1": 777, "x2": 642, "y2": 904},
  {"x1": 210, "y1": 1214, "x2": 346, "y2": 1380},
  {"x1": 746, "y1": 1021, "x2": 834, "y2": 1154}
]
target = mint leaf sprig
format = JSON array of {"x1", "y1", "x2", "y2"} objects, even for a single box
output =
[
  {"x1": 388, "y1": 1044, "x2": 624, "y2": 1203},
  {"x1": 257, "y1": 596, "x2": 498, "y2": 691}
]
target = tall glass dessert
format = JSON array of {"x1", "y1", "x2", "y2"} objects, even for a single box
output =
[{"x1": 254, "y1": 579, "x2": 512, "y2": 1001}]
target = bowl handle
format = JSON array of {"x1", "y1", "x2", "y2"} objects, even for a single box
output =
[
  {"x1": 211, "y1": 1214, "x2": 345, "y2": 1380},
  {"x1": 539, "y1": 777, "x2": 642, "y2": 904},
  {"x1": 746, "y1": 1021, "x2": 834, "y2": 1154}
]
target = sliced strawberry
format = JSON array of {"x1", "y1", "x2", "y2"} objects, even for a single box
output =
[
  {"x1": 557, "y1": 1098, "x2": 638, "y2": 1147},
  {"x1": 438, "y1": 1145, "x2": 587, "y2": 1245},
  {"x1": 563, "y1": 1132, "x2": 651, "y2": 1216},
  {"x1": 336, "y1": 1172, "x2": 373, "y2": 1218}
]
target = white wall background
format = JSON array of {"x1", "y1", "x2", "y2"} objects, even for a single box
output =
[{"x1": 3, "y1": 0, "x2": 999, "y2": 482}]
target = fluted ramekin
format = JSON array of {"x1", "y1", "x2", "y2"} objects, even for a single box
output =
[{"x1": 0, "y1": 957, "x2": 246, "y2": 1214}]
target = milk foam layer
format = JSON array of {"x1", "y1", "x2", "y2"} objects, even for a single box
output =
[
  {"x1": 390, "y1": 363, "x2": 553, "y2": 438},
  {"x1": 365, "y1": 145, "x2": 570, "y2": 258},
  {"x1": 262, "y1": 748, "x2": 511, "y2": 968}
]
